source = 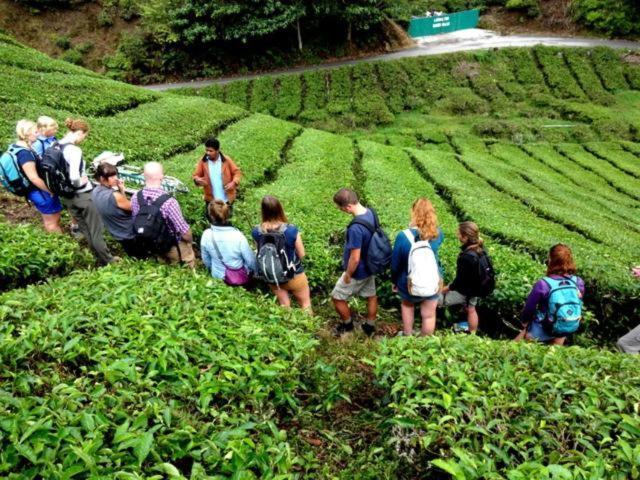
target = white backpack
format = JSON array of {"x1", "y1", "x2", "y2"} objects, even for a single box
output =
[{"x1": 404, "y1": 229, "x2": 441, "y2": 297}]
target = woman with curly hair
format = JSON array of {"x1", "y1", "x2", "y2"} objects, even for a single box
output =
[{"x1": 391, "y1": 198, "x2": 444, "y2": 336}]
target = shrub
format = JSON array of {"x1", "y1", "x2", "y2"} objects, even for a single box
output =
[
  {"x1": 351, "y1": 63, "x2": 394, "y2": 126},
  {"x1": 0, "y1": 41, "x2": 99, "y2": 77},
  {"x1": 571, "y1": 0, "x2": 640, "y2": 37},
  {"x1": 373, "y1": 335, "x2": 640, "y2": 478},
  {"x1": 0, "y1": 262, "x2": 318, "y2": 478},
  {"x1": 60, "y1": 48, "x2": 83, "y2": 66},
  {"x1": 435, "y1": 87, "x2": 489, "y2": 115},
  {"x1": 273, "y1": 74, "x2": 302, "y2": 119},
  {"x1": 54, "y1": 34, "x2": 71, "y2": 50},
  {"x1": 224, "y1": 79, "x2": 251, "y2": 110},
  {"x1": 505, "y1": 0, "x2": 540, "y2": 16},
  {"x1": 590, "y1": 47, "x2": 629, "y2": 91},
  {"x1": 0, "y1": 221, "x2": 93, "y2": 290},
  {"x1": 533, "y1": 46, "x2": 586, "y2": 100}
]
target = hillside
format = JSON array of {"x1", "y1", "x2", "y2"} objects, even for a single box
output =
[{"x1": 1, "y1": 35, "x2": 640, "y2": 478}]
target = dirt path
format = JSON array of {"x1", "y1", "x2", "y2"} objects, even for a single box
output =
[{"x1": 144, "y1": 29, "x2": 640, "y2": 91}]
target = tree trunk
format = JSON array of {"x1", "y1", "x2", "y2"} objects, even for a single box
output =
[
  {"x1": 297, "y1": 18, "x2": 303, "y2": 51},
  {"x1": 347, "y1": 21, "x2": 352, "y2": 46}
]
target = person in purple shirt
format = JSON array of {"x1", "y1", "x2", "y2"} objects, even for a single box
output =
[
  {"x1": 515, "y1": 244, "x2": 585, "y2": 345},
  {"x1": 131, "y1": 162, "x2": 195, "y2": 268}
]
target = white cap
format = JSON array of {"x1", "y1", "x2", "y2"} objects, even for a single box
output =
[{"x1": 93, "y1": 151, "x2": 125, "y2": 168}]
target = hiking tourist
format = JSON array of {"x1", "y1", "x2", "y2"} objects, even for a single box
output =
[
  {"x1": 192, "y1": 138, "x2": 241, "y2": 217},
  {"x1": 4, "y1": 120, "x2": 63, "y2": 233},
  {"x1": 515, "y1": 244, "x2": 584, "y2": 345},
  {"x1": 50, "y1": 118, "x2": 116, "y2": 264},
  {"x1": 33, "y1": 116, "x2": 58, "y2": 158},
  {"x1": 34, "y1": 116, "x2": 80, "y2": 236},
  {"x1": 331, "y1": 188, "x2": 381, "y2": 337},
  {"x1": 252, "y1": 195, "x2": 312, "y2": 313},
  {"x1": 131, "y1": 161, "x2": 195, "y2": 268},
  {"x1": 92, "y1": 161, "x2": 144, "y2": 258},
  {"x1": 201, "y1": 199, "x2": 255, "y2": 285},
  {"x1": 439, "y1": 221, "x2": 495, "y2": 334},
  {"x1": 391, "y1": 198, "x2": 444, "y2": 337},
  {"x1": 617, "y1": 324, "x2": 640, "y2": 354}
]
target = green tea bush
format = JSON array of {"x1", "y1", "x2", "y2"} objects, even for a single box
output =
[
  {"x1": 563, "y1": 49, "x2": 614, "y2": 105},
  {"x1": 0, "y1": 222, "x2": 93, "y2": 290},
  {"x1": 84, "y1": 96, "x2": 246, "y2": 164},
  {"x1": 0, "y1": 262, "x2": 318, "y2": 478},
  {"x1": 0, "y1": 41, "x2": 100, "y2": 78},
  {"x1": 299, "y1": 70, "x2": 327, "y2": 119},
  {"x1": 351, "y1": 63, "x2": 394, "y2": 126},
  {"x1": 623, "y1": 62, "x2": 640, "y2": 89},
  {"x1": 501, "y1": 49, "x2": 547, "y2": 87},
  {"x1": 326, "y1": 67, "x2": 352, "y2": 117},
  {"x1": 436, "y1": 88, "x2": 489, "y2": 115},
  {"x1": 590, "y1": 47, "x2": 630, "y2": 91},
  {"x1": 223, "y1": 79, "x2": 251, "y2": 110},
  {"x1": 373, "y1": 334, "x2": 640, "y2": 478},
  {"x1": 0, "y1": 64, "x2": 158, "y2": 116},
  {"x1": 375, "y1": 61, "x2": 414, "y2": 114},
  {"x1": 585, "y1": 142, "x2": 640, "y2": 178},
  {"x1": 249, "y1": 76, "x2": 276, "y2": 114},
  {"x1": 196, "y1": 82, "x2": 225, "y2": 101},
  {"x1": 533, "y1": 46, "x2": 586, "y2": 100},
  {"x1": 273, "y1": 74, "x2": 302, "y2": 119}
]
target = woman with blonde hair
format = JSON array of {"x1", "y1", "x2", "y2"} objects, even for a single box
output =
[
  {"x1": 11, "y1": 119, "x2": 63, "y2": 232},
  {"x1": 58, "y1": 118, "x2": 116, "y2": 264},
  {"x1": 33, "y1": 116, "x2": 58, "y2": 158},
  {"x1": 391, "y1": 198, "x2": 444, "y2": 336},
  {"x1": 201, "y1": 200, "x2": 256, "y2": 285},
  {"x1": 252, "y1": 195, "x2": 313, "y2": 313},
  {"x1": 440, "y1": 221, "x2": 494, "y2": 334},
  {"x1": 515, "y1": 244, "x2": 584, "y2": 345}
]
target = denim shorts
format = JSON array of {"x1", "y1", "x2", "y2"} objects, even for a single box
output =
[
  {"x1": 28, "y1": 189, "x2": 62, "y2": 215},
  {"x1": 526, "y1": 321, "x2": 557, "y2": 343}
]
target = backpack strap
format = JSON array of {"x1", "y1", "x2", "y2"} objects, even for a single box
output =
[
  {"x1": 153, "y1": 193, "x2": 173, "y2": 208},
  {"x1": 348, "y1": 209, "x2": 377, "y2": 233},
  {"x1": 403, "y1": 228, "x2": 415, "y2": 245}
]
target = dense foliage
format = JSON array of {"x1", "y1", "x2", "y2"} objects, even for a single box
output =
[
  {"x1": 372, "y1": 335, "x2": 640, "y2": 478},
  {"x1": 0, "y1": 262, "x2": 318, "y2": 477},
  {"x1": 0, "y1": 222, "x2": 93, "y2": 290},
  {"x1": 571, "y1": 0, "x2": 640, "y2": 37}
]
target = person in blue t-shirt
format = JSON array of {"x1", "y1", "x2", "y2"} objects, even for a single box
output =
[
  {"x1": 391, "y1": 198, "x2": 444, "y2": 336},
  {"x1": 33, "y1": 116, "x2": 58, "y2": 158},
  {"x1": 12, "y1": 119, "x2": 63, "y2": 233},
  {"x1": 252, "y1": 195, "x2": 312, "y2": 313},
  {"x1": 331, "y1": 188, "x2": 377, "y2": 337}
]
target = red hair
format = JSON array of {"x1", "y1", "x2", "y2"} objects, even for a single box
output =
[{"x1": 546, "y1": 244, "x2": 577, "y2": 276}]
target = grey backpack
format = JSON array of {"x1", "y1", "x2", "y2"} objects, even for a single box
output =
[{"x1": 256, "y1": 224, "x2": 296, "y2": 286}]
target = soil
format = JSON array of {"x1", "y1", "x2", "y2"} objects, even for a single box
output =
[
  {"x1": 0, "y1": 0, "x2": 138, "y2": 73},
  {"x1": 0, "y1": 190, "x2": 40, "y2": 225},
  {"x1": 479, "y1": 3, "x2": 589, "y2": 38}
]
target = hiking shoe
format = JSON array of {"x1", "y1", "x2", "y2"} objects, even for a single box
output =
[
  {"x1": 335, "y1": 321, "x2": 354, "y2": 337},
  {"x1": 361, "y1": 322, "x2": 376, "y2": 337},
  {"x1": 453, "y1": 321, "x2": 470, "y2": 333},
  {"x1": 70, "y1": 224, "x2": 84, "y2": 240}
]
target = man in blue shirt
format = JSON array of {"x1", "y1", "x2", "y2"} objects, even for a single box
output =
[{"x1": 331, "y1": 188, "x2": 377, "y2": 337}]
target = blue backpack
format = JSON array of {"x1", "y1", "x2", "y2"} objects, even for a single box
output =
[
  {"x1": 0, "y1": 144, "x2": 31, "y2": 196},
  {"x1": 348, "y1": 208, "x2": 392, "y2": 275},
  {"x1": 540, "y1": 276, "x2": 582, "y2": 336}
]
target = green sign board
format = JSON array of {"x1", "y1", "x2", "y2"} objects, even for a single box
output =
[{"x1": 408, "y1": 9, "x2": 480, "y2": 37}]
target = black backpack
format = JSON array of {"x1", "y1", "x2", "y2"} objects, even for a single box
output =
[
  {"x1": 38, "y1": 142, "x2": 77, "y2": 199},
  {"x1": 133, "y1": 192, "x2": 177, "y2": 256},
  {"x1": 471, "y1": 250, "x2": 496, "y2": 297},
  {"x1": 255, "y1": 224, "x2": 296, "y2": 285},
  {"x1": 348, "y1": 208, "x2": 392, "y2": 276}
]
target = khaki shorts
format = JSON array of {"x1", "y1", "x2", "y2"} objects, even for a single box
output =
[
  {"x1": 331, "y1": 274, "x2": 376, "y2": 301},
  {"x1": 270, "y1": 272, "x2": 309, "y2": 295},
  {"x1": 162, "y1": 240, "x2": 196, "y2": 269},
  {"x1": 439, "y1": 290, "x2": 478, "y2": 308}
]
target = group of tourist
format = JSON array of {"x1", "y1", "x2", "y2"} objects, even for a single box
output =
[{"x1": 2, "y1": 117, "x2": 638, "y2": 352}]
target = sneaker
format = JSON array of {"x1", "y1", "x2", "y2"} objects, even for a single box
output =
[
  {"x1": 453, "y1": 321, "x2": 470, "y2": 333},
  {"x1": 361, "y1": 322, "x2": 376, "y2": 337},
  {"x1": 335, "y1": 321, "x2": 354, "y2": 337},
  {"x1": 70, "y1": 224, "x2": 84, "y2": 240}
]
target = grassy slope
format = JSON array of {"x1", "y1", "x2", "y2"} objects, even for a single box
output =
[{"x1": 1, "y1": 34, "x2": 639, "y2": 480}]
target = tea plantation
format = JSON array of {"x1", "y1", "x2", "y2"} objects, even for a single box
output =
[{"x1": 1, "y1": 34, "x2": 639, "y2": 479}]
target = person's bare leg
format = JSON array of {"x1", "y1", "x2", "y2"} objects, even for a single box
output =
[
  {"x1": 419, "y1": 300, "x2": 437, "y2": 336},
  {"x1": 401, "y1": 300, "x2": 415, "y2": 336},
  {"x1": 549, "y1": 336, "x2": 566, "y2": 346},
  {"x1": 292, "y1": 287, "x2": 313, "y2": 314},
  {"x1": 270, "y1": 285, "x2": 291, "y2": 307},
  {"x1": 467, "y1": 305, "x2": 479, "y2": 333},
  {"x1": 332, "y1": 298, "x2": 351, "y2": 321},
  {"x1": 514, "y1": 328, "x2": 527, "y2": 341},
  {"x1": 366, "y1": 295, "x2": 378, "y2": 322},
  {"x1": 41, "y1": 212, "x2": 62, "y2": 233}
]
